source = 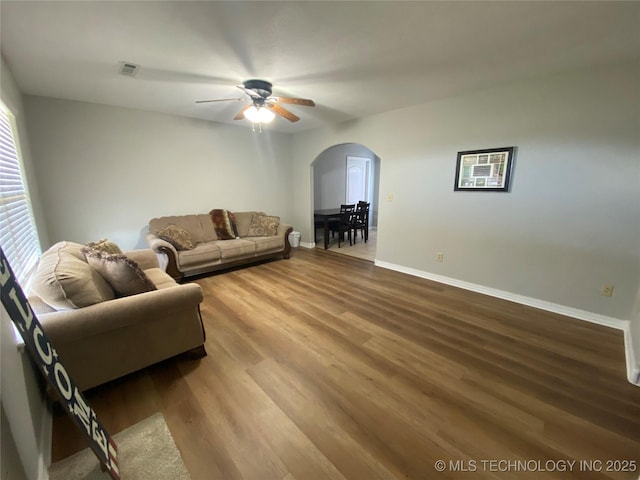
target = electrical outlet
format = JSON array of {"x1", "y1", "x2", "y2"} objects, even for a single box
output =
[
  {"x1": 437, "y1": 252, "x2": 444, "y2": 262},
  {"x1": 601, "y1": 285, "x2": 614, "y2": 297}
]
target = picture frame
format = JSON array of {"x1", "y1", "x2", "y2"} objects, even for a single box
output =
[{"x1": 454, "y1": 146, "x2": 515, "y2": 192}]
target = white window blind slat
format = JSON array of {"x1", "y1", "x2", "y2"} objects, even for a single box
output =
[{"x1": 0, "y1": 104, "x2": 41, "y2": 284}]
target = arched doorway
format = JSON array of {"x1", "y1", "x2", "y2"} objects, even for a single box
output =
[{"x1": 310, "y1": 143, "x2": 380, "y2": 261}]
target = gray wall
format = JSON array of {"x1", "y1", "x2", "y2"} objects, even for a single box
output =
[
  {"x1": 292, "y1": 60, "x2": 640, "y2": 322},
  {"x1": 23, "y1": 96, "x2": 294, "y2": 250},
  {"x1": 1, "y1": 403, "x2": 28, "y2": 480},
  {"x1": 313, "y1": 146, "x2": 348, "y2": 210}
]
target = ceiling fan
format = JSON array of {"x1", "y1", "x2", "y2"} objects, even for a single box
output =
[{"x1": 196, "y1": 79, "x2": 315, "y2": 124}]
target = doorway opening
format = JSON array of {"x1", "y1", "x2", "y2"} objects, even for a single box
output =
[{"x1": 311, "y1": 143, "x2": 380, "y2": 262}]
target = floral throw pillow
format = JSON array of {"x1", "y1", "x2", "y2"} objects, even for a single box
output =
[
  {"x1": 247, "y1": 214, "x2": 280, "y2": 237},
  {"x1": 157, "y1": 224, "x2": 195, "y2": 250},
  {"x1": 85, "y1": 238, "x2": 123, "y2": 255}
]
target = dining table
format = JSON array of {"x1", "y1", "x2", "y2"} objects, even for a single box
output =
[{"x1": 314, "y1": 208, "x2": 341, "y2": 249}]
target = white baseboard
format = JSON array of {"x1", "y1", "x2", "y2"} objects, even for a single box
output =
[
  {"x1": 623, "y1": 325, "x2": 640, "y2": 386},
  {"x1": 38, "y1": 399, "x2": 52, "y2": 480},
  {"x1": 374, "y1": 259, "x2": 639, "y2": 386},
  {"x1": 300, "y1": 242, "x2": 315, "y2": 249}
]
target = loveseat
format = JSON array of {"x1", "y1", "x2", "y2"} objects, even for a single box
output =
[
  {"x1": 29, "y1": 241, "x2": 206, "y2": 391},
  {"x1": 146, "y1": 210, "x2": 293, "y2": 280}
]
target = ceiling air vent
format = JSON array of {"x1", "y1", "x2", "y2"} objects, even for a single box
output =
[{"x1": 119, "y1": 61, "x2": 140, "y2": 77}]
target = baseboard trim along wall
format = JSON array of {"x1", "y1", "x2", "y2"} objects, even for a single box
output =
[
  {"x1": 624, "y1": 327, "x2": 640, "y2": 386},
  {"x1": 375, "y1": 260, "x2": 639, "y2": 387},
  {"x1": 38, "y1": 397, "x2": 52, "y2": 480}
]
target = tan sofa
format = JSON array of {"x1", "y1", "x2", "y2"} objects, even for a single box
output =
[
  {"x1": 146, "y1": 210, "x2": 293, "y2": 280},
  {"x1": 29, "y1": 241, "x2": 206, "y2": 392}
]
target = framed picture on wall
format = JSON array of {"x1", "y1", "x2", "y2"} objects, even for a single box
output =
[{"x1": 454, "y1": 146, "x2": 515, "y2": 192}]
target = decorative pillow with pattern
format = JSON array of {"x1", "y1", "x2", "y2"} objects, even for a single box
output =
[
  {"x1": 85, "y1": 238, "x2": 123, "y2": 255},
  {"x1": 247, "y1": 214, "x2": 280, "y2": 237},
  {"x1": 209, "y1": 209, "x2": 238, "y2": 240},
  {"x1": 157, "y1": 224, "x2": 195, "y2": 250},
  {"x1": 82, "y1": 248, "x2": 157, "y2": 297}
]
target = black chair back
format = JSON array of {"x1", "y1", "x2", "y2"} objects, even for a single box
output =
[
  {"x1": 352, "y1": 201, "x2": 370, "y2": 243},
  {"x1": 339, "y1": 204, "x2": 356, "y2": 223},
  {"x1": 334, "y1": 204, "x2": 355, "y2": 247}
]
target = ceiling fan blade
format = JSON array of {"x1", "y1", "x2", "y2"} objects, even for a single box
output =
[
  {"x1": 267, "y1": 103, "x2": 300, "y2": 122},
  {"x1": 236, "y1": 85, "x2": 262, "y2": 99},
  {"x1": 233, "y1": 104, "x2": 253, "y2": 120},
  {"x1": 272, "y1": 97, "x2": 316, "y2": 107},
  {"x1": 195, "y1": 98, "x2": 246, "y2": 104}
]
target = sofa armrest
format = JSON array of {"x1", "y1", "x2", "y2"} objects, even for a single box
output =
[
  {"x1": 145, "y1": 233, "x2": 183, "y2": 281},
  {"x1": 124, "y1": 249, "x2": 160, "y2": 270},
  {"x1": 278, "y1": 223, "x2": 293, "y2": 258},
  {"x1": 278, "y1": 223, "x2": 293, "y2": 237},
  {"x1": 38, "y1": 283, "x2": 204, "y2": 341},
  {"x1": 146, "y1": 233, "x2": 176, "y2": 254}
]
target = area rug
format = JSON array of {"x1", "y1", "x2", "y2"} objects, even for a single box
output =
[{"x1": 49, "y1": 413, "x2": 190, "y2": 480}]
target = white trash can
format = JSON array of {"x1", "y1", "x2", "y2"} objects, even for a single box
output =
[{"x1": 289, "y1": 231, "x2": 301, "y2": 247}]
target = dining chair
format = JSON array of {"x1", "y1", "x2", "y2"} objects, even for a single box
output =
[
  {"x1": 352, "y1": 201, "x2": 370, "y2": 243},
  {"x1": 331, "y1": 204, "x2": 355, "y2": 247}
]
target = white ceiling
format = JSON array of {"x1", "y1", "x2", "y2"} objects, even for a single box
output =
[{"x1": 2, "y1": 1, "x2": 639, "y2": 133}]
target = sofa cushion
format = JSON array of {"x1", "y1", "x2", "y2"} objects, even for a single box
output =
[
  {"x1": 247, "y1": 214, "x2": 280, "y2": 237},
  {"x1": 176, "y1": 242, "x2": 222, "y2": 267},
  {"x1": 212, "y1": 239, "x2": 256, "y2": 259},
  {"x1": 233, "y1": 211, "x2": 257, "y2": 237},
  {"x1": 209, "y1": 209, "x2": 238, "y2": 240},
  {"x1": 28, "y1": 295, "x2": 57, "y2": 315},
  {"x1": 157, "y1": 224, "x2": 195, "y2": 251},
  {"x1": 85, "y1": 239, "x2": 122, "y2": 255},
  {"x1": 245, "y1": 235, "x2": 285, "y2": 253},
  {"x1": 32, "y1": 241, "x2": 115, "y2": 310},
  {"x1": 149, "y1": 215, "x2": 218, "y2": 243},
  {"x1": 83, "y1": 248, "x2": 157, "y2": 297}
]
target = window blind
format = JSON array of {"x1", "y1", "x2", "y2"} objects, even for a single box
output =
[{"x1": 0, "y1": 104, "x2": 41, "y2": 285}]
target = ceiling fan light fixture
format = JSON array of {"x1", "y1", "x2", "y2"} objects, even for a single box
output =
[{"x1": 244, "y1": 105, "x2": 275, "y2": 124}]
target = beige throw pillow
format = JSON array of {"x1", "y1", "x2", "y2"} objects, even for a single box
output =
[
  {"x1": 247, "y1": 214, "x2": 280, "y2": 237},
  {"x1": 83, "y1": 248, "x2": 157, "y2": 297},
  {"x1": 157, "y1": 224, "x2": 195, "y2": 250}
]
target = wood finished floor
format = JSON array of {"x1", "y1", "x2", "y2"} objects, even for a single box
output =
[
  {"x1": 52, "y1": 248, "x2": 640, "y2": 479},
  {"x1": 315, "y1": 228, "x2": 377, "y2": 262}
]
